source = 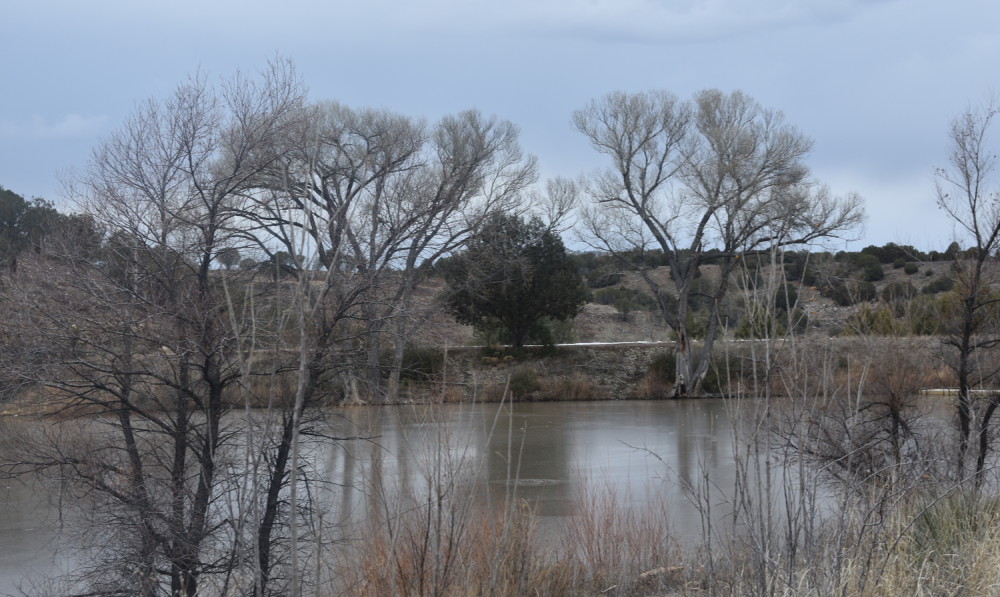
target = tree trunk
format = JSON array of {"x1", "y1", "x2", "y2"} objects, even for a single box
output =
[{"x1": 975, "y1": 396, "x2": 1000, "y2": 486}]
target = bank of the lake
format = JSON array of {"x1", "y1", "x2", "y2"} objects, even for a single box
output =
[{"x1": 1, "y1": 337, "x2": 958, "y2": 417}]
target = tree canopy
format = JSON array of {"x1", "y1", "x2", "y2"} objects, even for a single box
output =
[
  {"x1": 0, "y1": 186, "x2": 60, "y2": 269},
  {"x1": 574, "y1": 89, "x2": 866, "y2": 395},
  {"x1": 444, "y1": 214, "x2": 587, "y2": 347}
]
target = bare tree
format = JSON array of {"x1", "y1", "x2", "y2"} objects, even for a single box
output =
[
  {"x1": 574, "y1": 89, "x2": 865, "y2": 396},
  {"x1": 244, "y1": 102, "x2": 539, "y2": 403},
  {"x1": 225, "y1": 103, "x2": 538, "y2": 596},
  {"x1": 934, "y1": 93, "x2": 1000, "y2": 483},
  {"x1": 3, "y1": 60, "x2": 306, "y2": 597}
]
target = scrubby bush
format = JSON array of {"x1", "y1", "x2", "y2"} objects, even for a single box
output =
[
  {"x1": 700, "y1": 352, "x2": 740, "y2": 394},
  {"x1": 904, "y1": 261, "x2": 919, "y2": 275},
  {"x1": 829, "y1": 284, "x2": 850, "y2": 306},
  {"x1": 843, "y1": 304, "x2": 907, "y2": 336},
  {"x1": 648, "y1": 350, "x2": 676, "y2": 383},
  {"x1": 586, "y1": 266, "x2": 623, "y2": 288},
  {"x1": 772, "y1": 282, "x2": 799, "y2": 312},
  {"x1": 857, "y1": 280, "x2": 878, "y2": 301},
  {"x1": 831, "y1": 281, "x2": 877, "y2": 306},
  {"x1": 782, "y1": 253, "x2": 822, "y2": 285},
  {"x1": 856, "y1": 253, "x2": 885, "y2": 281},
  {"x1": 473, "y1": 315, "x2": 575, "y2": 346},
  {"x1": 684, "y1": 308, "x2": 710, "y2": 340},
  {"x1": 882, "y1": 281, "x2": 918, "y2": 317},
  {"x1": 592, "y1": 286, "x2": 625, "y2": 306},
  {"x1": 882, "y1": 281, "x2": 918, "y2": 304},
  {"x1": 547, "y1": 316, "x2": 577, "y2": 344},
  {"x1": 907, "y1": 294, "x2": 942, "y2": 335},
  {"x1": 593, "y1": 286, "x2": 657, "y2": 310},
  {"x1": 257, "y1": 251, "x2": 298, "y2": 278},
  {"x1": 667, "y1": 308, "x2": 710, "y2": 340},
  {"x1": 923, "y1": 275, "x2": 954, "y2": 294},
  {"x1": 657, "y1": 291, "x2": 678, "y2": 317},
  {"x1": 382, "y1": 345, "x2": 445, "y2": 381},
  {"x1": 738, "y1": 259, "x2": 766, "y2": 289},
  {"x1": 862, "y1": 242, "x2": 924, "y2": 263},
  {"x1": 787, "y1": 308, "x2": 809, "y2": 335},
  {"x1": 893, "y1": 257, "x2": 906, "y2": 269},
  {"x1": 945, "y1": 241, "x2": 961, "y2": 260},
  {"x1": 613, "y1": 298, "x2": 634, "y2": 321},
  {"x1": 935, "y1": 285, "x2": 1000, "y2": 330},
  {"x1": 508, "y1": 367, "x2": 540, "y2": 397},
  {"x1": 735, "y1": 304, "x2": 785, "y2": 339}
]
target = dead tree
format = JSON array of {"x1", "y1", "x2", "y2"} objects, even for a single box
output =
[
  {"x1": 244, "y1": 103, "x2": 539, "y2": 403},
  {"x1": 574, "y1": 89, "x2": 865, "y2": 396},
  {"x1": 3, "y1": 60, "x2": 306, "y2": 597},
  {"x1": 934, "y1": 94, "x2": 1000, "y2": 483}
]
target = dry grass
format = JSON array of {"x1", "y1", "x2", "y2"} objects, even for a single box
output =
[
  {"x1": 539, "y1": 377, "x2": 608, "y2": 402},
  {"x1": 332, "y1": 475, "x2": 685, "y2": 597},
  {"x1": 337, "y1": 494, "x2": 573, "y2": 597},
  {"x1": 738, "y1": 492, "x2": 1000, "y2": 597},
  {"x1": 561, "y1": 475, "x2": 681, "y2": 596},
  {"x1": 0, "y1": 386, "x2": 106, "y2": 418},
  {"x1": 639, "y1": 372, "x2": 674, "y2": 399},
  {"x1": 472, "y1": 376, "x2": 607, "y2": 403}
]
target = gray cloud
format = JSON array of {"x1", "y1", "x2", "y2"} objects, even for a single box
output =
[
  {"x1": 498, "y1": 0, "x2": 895, "y2": 43},
  {"x1": 0, "y1": 114, "x2": 108, "y2": 140},
  {"x1": 3, "y1": 0, "x2": 1000, "y2": 246},
  {"x1": 8, "y1": 0, "x2": 894, "y2": 45}
]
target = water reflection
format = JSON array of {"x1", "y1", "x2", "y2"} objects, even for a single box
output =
[
  {"x1": 1, "y1": 399, "x2": 744, "y2": 591},
  {"x1": 0, "y1": 481, "x2": 72, "y2": 596},
  {"x1": 319, "y1": 400, "x2": 738, "y2": 541}
]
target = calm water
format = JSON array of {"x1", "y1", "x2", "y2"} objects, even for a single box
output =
[
  {"x1": 1, "y1": 400, "x2": 739, "y2": 594},
  {"x1": 320, "y1": 400, "x2": 735, "y2": 528}
]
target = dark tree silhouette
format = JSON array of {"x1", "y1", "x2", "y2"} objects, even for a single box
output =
[{"x1": 445, "y1": 214, "x2": 587, "y2": 347}]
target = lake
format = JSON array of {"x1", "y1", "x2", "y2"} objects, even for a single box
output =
[{"x1": 0, "y1": 399, "x2": 752, "y2": 594}]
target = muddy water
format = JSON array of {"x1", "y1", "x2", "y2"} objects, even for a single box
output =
[
  {"x1": 319, "y1": 400, "x2": 736, "y2": 535},
  {"x1": 0, "y1": 478, "x2": 74, "y2": 595},
  {"x1": 0, "y1": 400, "x2": 740, "y2": 593}
]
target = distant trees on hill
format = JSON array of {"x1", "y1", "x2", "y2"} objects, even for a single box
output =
[{"x1": 0, "y1": 186, "x2": 99, "y2": 271}]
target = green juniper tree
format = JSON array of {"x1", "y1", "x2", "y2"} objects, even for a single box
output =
[
  {"x1": 0, "y1": 186, "x2": 60, "y2": 270},
  {"x1": 444, "y1": 214, "x2": 587, "y2": 347}
]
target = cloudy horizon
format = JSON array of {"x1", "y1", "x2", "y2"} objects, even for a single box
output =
[{"x1": 4, "y1": 0, "x2": 998, "y2": 251}]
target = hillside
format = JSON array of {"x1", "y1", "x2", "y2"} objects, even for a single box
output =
[{"x1": 407, "y1": 261, "x2": 957, "y2": 346}]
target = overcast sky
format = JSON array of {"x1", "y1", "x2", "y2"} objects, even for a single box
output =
[{"x1": 4, "y1": 0, "x2": 999, "y2": 251}]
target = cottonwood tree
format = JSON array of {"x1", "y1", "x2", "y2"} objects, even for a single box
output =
[
  {"x1": 574, "y1": 89, "x2": 865, "y2": 396},
  {"x1": 934, "y1": 94, "x2": 1000, "y2": 483},
  {"x1": 245, "y1": 102, "x2": 539, "y2": 403},
  {"x1": 233, "y1": 103, "x2": 539, "y2": 595},
  {"x1": 3, "y1": 61, "x2": 308, "y2": 596}
]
